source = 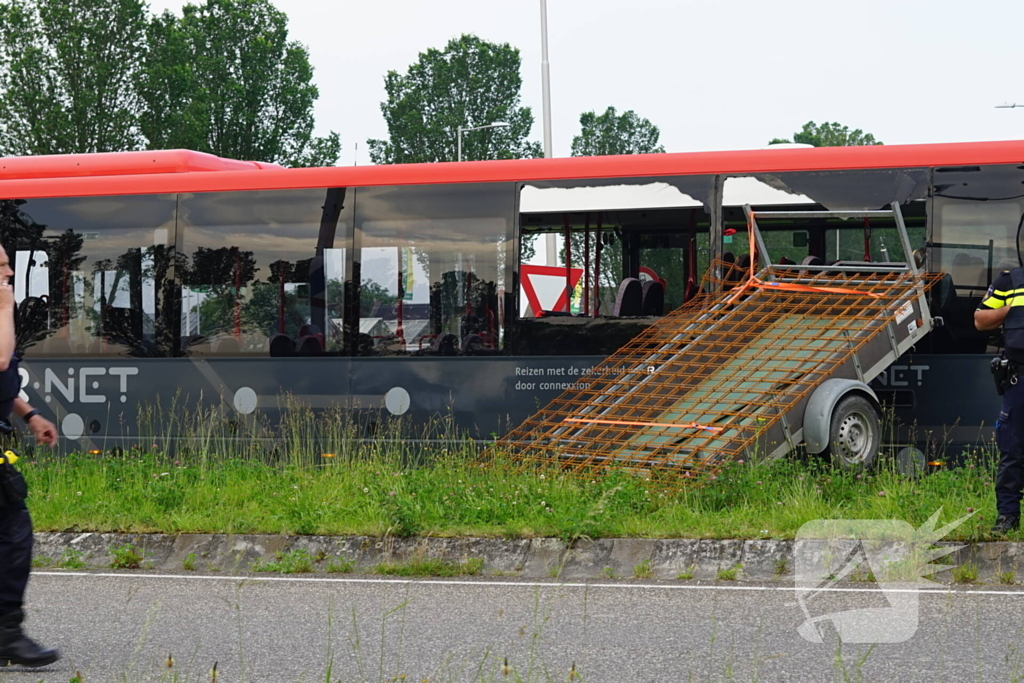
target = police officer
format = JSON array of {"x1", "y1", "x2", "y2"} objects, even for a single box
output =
[
  {"x1": 0, "y1": 244, "x2": 60, "y2": 667},
  {"x1": 976, "y1": 267, "x2": 1024, "y2": 533}
]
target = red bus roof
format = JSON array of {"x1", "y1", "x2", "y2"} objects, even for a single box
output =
[
  {"x1": 0, "y1": 149, "x2": 278, "y2": 182},
  {"x1": 2, "y1": 140, "x2": 1024, "y2": 199}
]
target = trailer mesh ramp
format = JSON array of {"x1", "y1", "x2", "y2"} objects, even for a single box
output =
[{"x1": 491, "y1": 261, "x2": 943, "y2": 489}]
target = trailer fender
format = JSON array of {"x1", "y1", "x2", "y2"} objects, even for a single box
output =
[{"x1": 803, "y1": 379, "x2": 880, "y2": 455}]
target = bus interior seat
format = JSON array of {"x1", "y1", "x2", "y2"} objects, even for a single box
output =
[
  {"x1": 950, "y1": 252, "x2": 987, "y2": 294},
  {"x1": 778, "y1": 256, "x2": 795, "y2": 266},
  {"x1": 641, "y1": 280, "x2": 665, "y2": 316},
  {"x1": 354, "y1": 332, "x2": 375, "y2": 356},
  {"x1": 184, "y1": 334, "x2": 215, "y2": 353},
  {"x1": 269, "y1": 333, "x2": 295, "y2": 357},
  {"x1": 295, "y1": 335, "x2": 322, "y2": 356},
  {"x1": 299, "y1": 324, "x2": 325, "y2": 346},
  {"x1": 612, "y1": 278, "x2": 643, "y2": 317},
  {"x1": 461, "y1": 333, "x2": 484, "y2": 355},
  {"x1": 722, "y1": 252, "x2": 742, "y2": 288},
  {"x1": 934, "y1": 273, "x2": 954, "y2": 312},
  {"x1": 684, "y1": 277, "x2": 698, "y2": 302},
  {"x1": 931, "y1": 276, "x2": 990, "y2": 353},
  {"x1": 799, "y1": 255, "x2": 823, "y2": 276},
  {"x1": 212, "y1": 336, "x2": 241, "y2": 354},
  {"x1": 430, "y1": 332, "x2": 458, "y2": 356}
]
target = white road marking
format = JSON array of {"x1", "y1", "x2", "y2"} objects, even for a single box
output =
[{"x1": 32, "y1": 571, "x2": 1024, "y2": 596}]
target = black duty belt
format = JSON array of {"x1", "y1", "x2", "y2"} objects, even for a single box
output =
[{"x1": 992, "y1": 356, "x2": 1020, "y2": 396}]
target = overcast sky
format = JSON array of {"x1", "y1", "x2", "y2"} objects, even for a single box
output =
[{"x1": 147, "y1": 0, "x2": 1024, "y2": 166}]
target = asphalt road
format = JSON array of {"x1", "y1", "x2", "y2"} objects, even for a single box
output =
[{"x1": 3, "y1": 572, "x2": 1024, "y2": 682}]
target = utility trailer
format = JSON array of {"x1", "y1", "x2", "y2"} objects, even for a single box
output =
[{"x1": 495, "y1": 203, "x2": 942, "y2": 486}]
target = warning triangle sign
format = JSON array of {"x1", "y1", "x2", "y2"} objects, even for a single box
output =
[{"x1": 520, "y1": 264, "x2": 583, "y2": 316}]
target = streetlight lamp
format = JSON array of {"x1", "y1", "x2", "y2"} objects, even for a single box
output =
[
  {"x1": 996, "y1": 103, "x2": 1024, "y2": 109},
  {"x1": 457, "y1": 122, "x2": 510, "y2": 162}
]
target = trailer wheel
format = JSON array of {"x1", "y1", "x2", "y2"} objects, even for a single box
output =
[{"x1": 826, "y1": 395, "x2": 880, "y2": 470}]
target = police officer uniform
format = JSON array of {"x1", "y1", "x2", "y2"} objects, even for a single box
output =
[
  {"x1": 0, "y1": 244, "x2": 58, "y2": 667},
  {"x1": 0, "y1": 353, "x2": 59, "y2": 668},
  {"x1": 979, "y1": 268, "x2": 1024, "y2": 532}
]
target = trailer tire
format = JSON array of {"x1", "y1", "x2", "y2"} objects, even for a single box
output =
[{"x1": 825, "y1": 394, "x2": 881, "y2": 470}]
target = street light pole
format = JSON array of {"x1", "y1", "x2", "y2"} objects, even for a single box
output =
[
  {"x1": 540, "y1": 0, "x2": 553, "y2": 159},
  {"x1": 457, "y1": 122, "x2": 510, "y2": 162},
  {"x1": 540, "y1": 0, "x2": 557, "y2": 266}
]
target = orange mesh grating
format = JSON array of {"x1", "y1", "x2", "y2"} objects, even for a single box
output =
[{"x1": 487, "y1": 260, "x2": 944, "y2": 489}]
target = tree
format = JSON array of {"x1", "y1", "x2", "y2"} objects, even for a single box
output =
[
  {"x1": 0, "y1": 0, "x2": 149, "y2": 155},
  {"x1": 359, "y1": 279, "x2": 398, "y2": 316},
  {"x1": 770, "y1": 121, "x2": 882, "y2": 147},
  {"x1": 570, "y1": 106, "x2": 665, "y2": 157},
  {"x1": 138, "y1": 0, "x2": 339, "y2": 167},
  {"x1": 368, "y1": 34, "x2": 541, "y2": 164}
]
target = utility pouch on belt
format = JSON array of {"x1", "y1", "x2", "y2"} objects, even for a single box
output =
[
  {"x1": 0, "y1": 449, "x2": 27, "y2": 508},
  {"x1": 993, "y1": 356, "x2": 1017, "y2": 396}
]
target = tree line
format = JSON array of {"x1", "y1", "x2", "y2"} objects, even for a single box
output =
[
  {"x1": 0, "y1": 0, "x2": 338, "y2": 166},
  {"x1": 0, "y1": 0, "x2": 881, "y2": 167}
]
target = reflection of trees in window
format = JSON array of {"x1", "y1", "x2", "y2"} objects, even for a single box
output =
[
  {"x1": 463, "y1": 273, "x2": 498, "y2": 341},
  {"x1": 0, "y1": 201, "x2": 46, "y2": 350},
  {"x1": 46, "y1": 229, "x2": 87, "y2": 330},
  {"x1": 241, "y1": 283, "x2": 308, "y2": 338},
  {"x1": 429, "y1": 270, "x2": 498, "y2": 339},
  {"x1": 0, "y1": 202, "x2": 91, "y2": 352},
  {"x1": 86, "y1": 245, "x2": 176, "y2": 357},
  {"x1": 182, "y1": 247, "x2": 328, "y2": 344},
  {"x1": 0, "y1": 201, "x2": 178, "y2": 357},
  {"x1": 181, "y1": 246, "x2": 257, "y2": 339},
  {"x1": 187, "y1": 246, "x2": 258, "y2": 285},
  {"x1": 242, "y1": 259, "x2": 312, "y2": 338},
  {"x1": 359, "y1": 278, "x2": 398, "y2": 316},
  {"x1": 326, "y1": 279, "x2": 345, "y2": 316}
]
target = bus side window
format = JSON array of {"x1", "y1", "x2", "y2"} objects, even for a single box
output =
[
  {"x1": 930, "y1": 179, "x2": 1024, "y2": 353},
  {"x1": 178, "y1": 188, "x2": 353, "y2": 357},
  {"x1": 354, "y1": 183, "x2": 514, "y2": 357},
  {"x1": 1, "y1": 195, "x2": 177, "y2": 358}
]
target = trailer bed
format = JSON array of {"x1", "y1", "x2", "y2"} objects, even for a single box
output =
[{"x1": 493, "y1": 206, "x2": 943, "y2": 487}]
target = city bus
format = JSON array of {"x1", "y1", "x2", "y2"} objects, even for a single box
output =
[{"x1": 0, "y1": 142, "x2": 1017, "y2": 456}]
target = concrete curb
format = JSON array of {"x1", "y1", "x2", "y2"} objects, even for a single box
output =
[{"x1": 30, "y1": 533, "x2": 1024, "y2": 585}]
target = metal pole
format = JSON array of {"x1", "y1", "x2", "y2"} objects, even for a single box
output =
[
  {"x1": 457, "y1": 128, "x2": 463, "y2": 163},
  {"x1": 540, "y1": 0, "x2": 557, "y2": 267},
  {"x1": 540, "y1": 0, "x2": 552, "y2": 158}
]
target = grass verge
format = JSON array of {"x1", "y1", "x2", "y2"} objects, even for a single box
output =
[
  {"x1": 372, "y1": 557, "x2": 484, "y2": 577},
  {"x1": 18, "y1": 439, "x2": 1001, "y2": 541}
]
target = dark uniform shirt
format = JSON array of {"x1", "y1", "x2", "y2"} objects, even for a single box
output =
[{"x1": 979, "y1": 270, "x2": 1024, "y2": 363}]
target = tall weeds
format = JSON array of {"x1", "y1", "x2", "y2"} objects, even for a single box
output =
[{"x1": 18, "y1": 397, "x2": 1004, "y2": 541}]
